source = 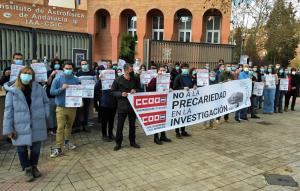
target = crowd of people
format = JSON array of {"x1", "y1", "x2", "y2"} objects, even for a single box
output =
[{"x1": 1, "y1": 53, "x2": 300, "y2": 182}]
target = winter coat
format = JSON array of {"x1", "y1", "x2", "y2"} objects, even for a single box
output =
[{"x1": 3, "y1": 82, "x2": 50, "y2": 146}]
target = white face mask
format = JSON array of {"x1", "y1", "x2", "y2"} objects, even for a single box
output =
[{"x1": 292, "y1": 71, "x2": 296, "y2": 75}]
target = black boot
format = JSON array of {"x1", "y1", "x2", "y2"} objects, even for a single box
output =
[
  {"x1": 160, "y1": 132, "x2": 172, "y2": 142},
  {"x1": 32, "y1": 166, "x2": 42, "y2": 178},
  {"x1": 24, "y1": 167, "x2": 34, "y2": 182},
  {"x1": 154, "y1": 134, "x2": 163, "y2": 145}
]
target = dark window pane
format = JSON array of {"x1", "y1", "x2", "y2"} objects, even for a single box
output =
[
  {"x1": 207, "y1": 17, "x2": 213, "y2": 30},
  {"x1": 153, "y1": 32, "x2": 158, "y2": 40},
  {"x1": 159, "y1": 32, "x2": 164, "y2": 41},
  {"x1": 179, "y1": 32, "x2": 185, "y2": 42},
  {"x1": 153, "y1": 17, "x2": 158, "y2": 29},
  {"x1": 213, "y1": 32, "x2": 219, "y2": 43},
  {"x1": 186, "y1": 17, "x2": 192, "y2": 29},
  {"x1": 214, "y1": 16, "x2": 220, "y2": 30},
  {"x1": 207, "y1": 32, "x2": 212, "y2": 43},
  {"x1": 186, "y1": 32, "x2": 191, "y2": 42},
  {"x1": 101, "y1": 15, "x2": 106, "y2": 28},
  {"x1": 160, "y1": 17, "x2": 164, "y2": 29}
]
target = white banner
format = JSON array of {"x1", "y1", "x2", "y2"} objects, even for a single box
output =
[
  {"x1": 128, "y1": 79, "x2": 252, "y2": 135},
  {"x1": 31, "y1": 63, "x2": 48, "y2": 82},
  {"x1": 265, "y1": 75, "x2": 276, "y2": 89},
  {"x1": 156, "y1": 73, "x2": 170, "y2": 92},
  {"x1": 196, "y1": 69, "x2": 209, "y2": 87},
  {"x1": 65, "y1": 85, "x2": 83, "y2": 107},
  {"x1": 101, "y1": 70, "x2": 115, "y2": 90},
  {"x1": 10, "y1": 64, "x2": 24, "y2": 82},
  {"x1": 279, "y1": 78, "x2": 289, "y2": 91},
  {"x1": 253, "y1": 82, "x2": 264, "y2": 96}
]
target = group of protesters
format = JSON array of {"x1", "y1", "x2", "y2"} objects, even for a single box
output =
[{"x1": 1, "y1": 53, "x2": 300, "y2": 182}]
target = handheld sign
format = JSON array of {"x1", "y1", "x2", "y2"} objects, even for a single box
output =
[
  {"x1": 156, "y1": 73, "x2": 170, "y2": 92},
  {"x1": 196, "y1": 69, "x2": 209, "y2": 87},
  {"x1": 101, "y1": 70, "x2": 116, "y2": 90},
  {"x1": 65, "y1": 85, "x2": 83, "y2": 107},
  {"x1": 31, "y1": 63, "x2": 48, "y2": 82},
  {"x1": 10, "y1": 64, "x2": 24, "y2": 82}
]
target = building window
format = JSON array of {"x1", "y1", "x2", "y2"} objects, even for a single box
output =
[
  {"x1": 152, "y1": 16, "x2": 164, "y2": 41},
  {"x1": 178, "y1": 16, "x2": 192, "y2": 42},
  {"x1": 206, "y1": 16, "x2": 220, "y2": 44},
  {"x1": 128, "y1": 16, "x2": 137, "y2": 37},
  {"x1": 101, "y1": 15, "x2": 107, "y2": 29}
]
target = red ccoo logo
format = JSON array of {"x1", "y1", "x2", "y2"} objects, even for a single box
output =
[
  {"x1": 134, "y1": 94, "x2": 167, "y2": 109},
  {"x1": 139, "y1": 111, "x2": 166, "y2": 126}
]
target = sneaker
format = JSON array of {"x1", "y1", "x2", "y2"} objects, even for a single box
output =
[
  {"x1": 50, "y1": 148, "x2": 62, "y2": 158},
  {"x1": 32, "y1": 166, "x2": 42, "y2": 178},
  {"x1": 49, "y1": 130, "x2": 56, "y2": 136},
  {"x1": 64, "y1": 142, "x2": 76, "y2": 150},
  {"x1": 24, "y1": 167, "x2": 34, "y2": 182}
]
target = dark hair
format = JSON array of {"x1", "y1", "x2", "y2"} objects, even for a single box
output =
[
  {"x1": 181, "y1": 63, "x2": 189, "y2": 68},
  {"x1": 123, "y1": 63, "x2": 133, "y2": 70},
  {"x1": 175, "y1": 62, "x2": 180, "y2": 66},
  {"x1": 13, "y1": 53, "x2": 23, "y2": 59},
  {"x1": 80, "y1": 59, "x2": 88, "y2": 64},
  {"x1": 63, "y1": 62, "x2": 74, "y2": 68},
  {"x1": 51, "y1": 58, "x2": 62, "y2": 70},
  {"x1": 218, "y1": 59, "x2": 224, "y2": 64}
]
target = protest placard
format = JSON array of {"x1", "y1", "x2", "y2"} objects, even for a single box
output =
[
  {"x1": 140, "y1": 70, "x2": 157, "y2": 85},
  {"x1": 31, "y1": 63, "x2": 48, "y2": 82},
  {"x1": 65, "y1": 85, "x2": 83, "y2": 107},
  {"x1": 101, "y1": 70, "x2": 115, "y2": 90},
  {"x1": 265, "y1": 75, "x2": 276, "y2": 89},
  {"x1": 81, "y1": 80, "x2": 95, "y2": 98},
  {"x1": 279, "y1": 78, "x2": 289, "y2": 91},
  {"x1": 196, "y1": 69, "x2": 209, "y2": 87},
  {"x1": 10, "y1": 64, "x2": 24, "y2": 82},
  {"x1": 156, "y1": 73, "x2": 170, "y2": 92},
  {"x1": 253, "y1": 82, "x2": 264, "y2": 96}
]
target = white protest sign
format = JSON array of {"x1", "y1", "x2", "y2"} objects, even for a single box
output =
[
  {"x1": 253, "y1": 82, "x2": 264, "y2": 96},
  {"x1": 279, "y1": 78, "x2": 289, "y2": 91},
  {"x1": 196, "y1": 69, "x2": 209, "y2": 87},
  {"x1": 265, "y1": 74, "x2": 276, "y2": 89},
  {"x1": 128, "y1": 79, "x2": 252, "y2": 135},
  {"x1": 140, "y1": 70, "x2": 157, "y2": 85},
  {"x1": 98, "y1": 61, "x2": 108, "y2": 69},
  {"x1": 156, "y1": 73, "x2": 170, "y2": 92},
  {"x1": 81, "y1": 80, "x2": 95, "y2": 98},
  {"x1": 101, "y1": 70, "x2": 115, "y2": 90},
  {"x1": 31, "y1": 63, "x2": 48, "y2": 82},
  {"x1": 65, "y1": 85, "x2": 83, "y2": 107},
  {"x1": 10, "y1": 64, "x2": 24, "y2": 82},
  {"x1": 118, "y1": 59, "x2": 126, "y2": 69}
]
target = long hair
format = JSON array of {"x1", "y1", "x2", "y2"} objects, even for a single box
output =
[{"x1": 15, "y1": 66, "x2": 35, "y2": 90}]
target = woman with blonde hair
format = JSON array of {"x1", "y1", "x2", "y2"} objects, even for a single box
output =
[{"x1": 3, "y1": 66, "x2": 50, "y2": 182}]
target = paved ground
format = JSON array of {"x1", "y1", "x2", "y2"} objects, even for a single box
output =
[{"x1": 1, "y1": 103, "x2": 300, "y2": 191}]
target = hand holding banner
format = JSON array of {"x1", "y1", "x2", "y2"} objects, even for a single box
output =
[
  {"x1": 156, "y1": 73, "x2": 170, "y2": 92},
  {"x1": 101, "y1": 70, "x2": 116, "y2": 90},
  {"x1": 253, "y1": 82, "x2": 264, "y2": 96},
  {"x1": 279, "y1": 78, "x2": 289, "y2": 91},
  {"x1": 65, "y1": 85, "x2": 83, "y2": 107},
  {"x1": 31, "y1": 63, "x2": 48, "y2": 82}
]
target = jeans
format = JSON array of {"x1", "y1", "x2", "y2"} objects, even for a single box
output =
[
  {"x1": 49, "y1": 98, "x2": 57, "y2": 130},
  {"x1": 235, "y1": 108, "x2": 247, "y2": 120},
  {"x1": 17, "y1": 141, "x2": 41, "y2": 170},
  {"x1": 274, "y1": 90, "x2": 286, "y2": 112},
  {"x1": 263, "y1": 88, "x2": 276, "y2": 113},
  {"x1": 116, "y1": 112, "x2": 136, "y2": 146}
]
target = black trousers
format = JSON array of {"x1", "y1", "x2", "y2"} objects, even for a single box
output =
[
  {"x1": 250, "y1": 96, "x2": 257, "y2": 116},
  {"x1": 154, "y1": 132, "x2": 167, "y2": 139},
  {"x1": 116, "y1": 112, "x2": 136, "y2": 146},
  {"x1": 101, "y1": 107, "x2": 116, "y2": 138},
  {"x1": 75, "y1": 98, "x2": 91, "y2": 127},
  {"x1": 175, "y1": 127, "x2": 186, "y2": 134},
  {"x1": 285, "y1": 90, "x2": 297, "y2": 109}
]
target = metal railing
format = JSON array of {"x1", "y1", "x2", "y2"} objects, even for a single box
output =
[{"x1": 144, "y1": 39, "x2": 235, "y2": 69}]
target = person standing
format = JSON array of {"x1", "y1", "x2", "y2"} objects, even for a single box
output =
[
  {"x1": 3, "y1": 67, "x2": 50, "y2": 182},
  {"x1": 147, "y1": 66, "x2": 172, "y2": 145},
  {"x1": 275, "y1": 67, "x2": 288, "y2": 113},
  {"x1": 74, "y1": 60, "x2": 96, "y2": 132},
  {"x1": 262, "y1": 66, "x2": 278, "y2": 114},
  {"x1": 285, "y1": 68, "x2": 299, "y2": 111},
  {"x1": 173, "y1": 63, "x2": 193, "y2": 138},
  {"x1": 111, "y1": 63, "x2": 141, "y2": 151},
  {"x1": 50, "y1": 62, "x2": 79, "y2": 157}
]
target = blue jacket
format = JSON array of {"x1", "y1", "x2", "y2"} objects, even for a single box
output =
[
  {"x1": 3, "y1": 82, "x2": 50, "y2": 146},
  {"x1": 50, "y1": 74, "x2": 79, "y2": 107},
  {"x1": 239, "y1": 71, "x2": 249, "y2": 80}
]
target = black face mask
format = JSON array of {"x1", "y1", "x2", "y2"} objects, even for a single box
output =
[{"x1": 129, "y1": 71, "x2": 135, "y2": 77}]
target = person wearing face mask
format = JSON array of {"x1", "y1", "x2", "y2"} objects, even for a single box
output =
[
  {"x1": 45, "y1": 59, "x2": 62, "y2": 135},
  {"x1": 74, "y1": 60, "x2": 96, "y2": 133},
  {"x1": 231, "y1": 64, "x2": 239, "y2": 80},
  {"x1": 262, "y1": 67, "x2": 278, "y2": 114},
  {"x1": 256, "y1": 66, "x2": 266, "y2": 109},
  {"x1": 235, "y1": 64, "x2": 250, "y2": 122},
  {"x1": 173, "y1": 63, "x2": 193, "y2": 138},
  {"x1": 3, "y1": 67, "x2": 50, "y2": 182},
  {"x1": 3, "y1": 53, "x2": 24, "y2": 83},
  {"x1": 171, "y1": 63, "x2": 181, "y2": 88},
  {"x1": 248, "y1": 68, "x2": 260, "y2": 119},
  {"x1": 0, "y1": 67, "x2": 11, "y2": 87},
  {"x1": 147, "y1": 66, "x2": 172, "y2": 145},
  {"x1": 94, "y1": 67, "x2": 117, "y2": 142},
  {"x1": 274, "y1": 66, "x2": 287, "y2": 113},
  {"x1": 50, "y1": 62, "x2": 79, "y2": 158},
  {"x1": 285, "y1": 68, "x2": 299, "y2": 111},
  {"x1": 111, "y1": 63, "x2": 141, "y2": 151},
  {"x1": 190, "y1": 68, "x2": 198, "y2": 86},
  {"x1": 216, "y1": 64, "x2": 234, "y2": 124},
  {"x1": 215, "y1": 60, "x2": 225, "y2": 83},
  {"x1": 203, "y1": 72, "x2": 218, "y2": 129}
]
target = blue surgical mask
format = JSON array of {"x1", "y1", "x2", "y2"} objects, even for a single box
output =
[
  {"x1": 210, "y1": 77, "x2": 216, "y2": 81},
  {"x1": 268, "y1": 69, "x2": 272, "y2": 73},
  {"x1": 54, "y1": 64, "x2": 60, "y2": 70},
  {"x1": 219, "y1": 68, "x2": 224, "y2": 72},
  {"x1": 249, "y1": 71, "x2": 254, "y2": 75},
  {"x1": 112, "y1": 65, "x2": 117, "y2": 70},
  {"x1": 192, "y1": 71, "x2": 197, "y2": 75},
  {"x1": 20, "y1": 73, "x2": 32, "y2": 85},
  {"x1": 253, "y1": 68, "x2": 257, "y2": 72},
  {"x1": 81, "y1": 64, "x2": 89, "y2": 72},
  {"x1": 64, "y1": 69, "x2": 73, "y2": 76},
  {"x1": 285, "y1": 70, "x2": 289, "y2": 74},
  {"x1": 117, "y1": 72, "x2": 122, "y2": 76},
  {"x1": 260, "y1": 68, "x2": 265, "y2": 73},
  {"x1": 175, "y1": 66, "x2": 180, "y2": 70},
  {"x1": 226, "y1": 67, "x2": 232, "y2": 72},
  {"x1": 232, "y1": 66, "x2": 237, "y2": 71},
  {"x1": 279, "y1": 69, "x2": 283, "y2": 74},
  {"x1": 14, "y1": 60, "x2": 23, "y2": 65},
  {"x1": 182, "y1": 69, "x2": 189, "y2": 75}
]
